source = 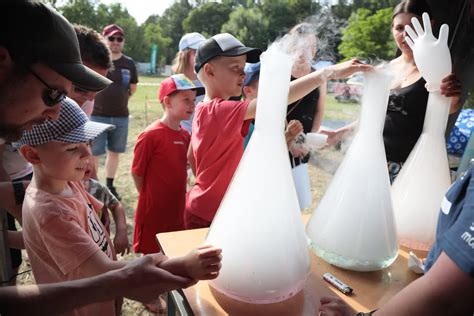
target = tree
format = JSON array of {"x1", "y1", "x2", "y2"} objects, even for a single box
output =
[
  {"x1": 338, "y1": 8, "x2": 397, "y2": 61},
  {"x1": 183, "y1": 2, "x2": 232, "y2": 37},
  {"x1": 289, "y1": 0, "x2": 321, "y2": 24},
  {"x1": 59, "y1": 0, "x2": 147, "y2": 61},
  {"x1": 143, "y1": 23, "x2": 172, "y2": 65},
  {"x1": 159, "y1": 0, "x2": 193, "y2": 64},
  {"x1": 60, "y1": 0, "x2": 100, "y2": 30},
  {"x1": 351, "y1": 0, "x2": 399, "y2": 14},
  {"x1": 259, "y1": 0, "x2": 299, "y2": 42},
  {"x1": 221, "y1": 6, "x2": 269, "y2": 49}
]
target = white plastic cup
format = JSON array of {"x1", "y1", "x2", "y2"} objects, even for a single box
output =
[{"x1": 306, "y1": 133, "x2": 328, "y2": 150}]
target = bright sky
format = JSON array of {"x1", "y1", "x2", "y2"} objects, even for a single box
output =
[{"x1": 99, "y1": 0, "x2": 175, "y2": 24}]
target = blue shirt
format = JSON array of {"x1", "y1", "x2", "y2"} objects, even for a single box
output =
[{"x1": 425, "y1": 165, "x2": 474, "y2": 277}]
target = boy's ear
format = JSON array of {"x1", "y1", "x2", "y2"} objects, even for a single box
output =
[
  {"x1": 19, "y1": 145, "x2": 41, "y2": 165},
  {"x1": 242, "y1": 86, "x2": 250, "y2": 98},
  {"x1": 203, "y1": 63, "x2": 214, "y2": 78},
  {"x1": 162, "y1": 95, "x2": 172, "y2": 110}
]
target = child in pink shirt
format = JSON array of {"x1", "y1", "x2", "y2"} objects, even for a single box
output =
[{"x1": 15, "y1": 99, "x2": 222, "y2": 316}]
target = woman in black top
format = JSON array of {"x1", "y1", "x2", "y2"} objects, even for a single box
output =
[
  {"x1": 288, "y1": 23, "x2": 327, "y2": 167},
  {"x1": 323, "y1": 0, "x2": 461, "y2": 182},
  {"x1": 287, "y1": 23, "x2": 328, "y2": 209}
]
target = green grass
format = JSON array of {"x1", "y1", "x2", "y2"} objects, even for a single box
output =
[{"x1": 324, "y1": 95, "x2": 360, "y2": 122}]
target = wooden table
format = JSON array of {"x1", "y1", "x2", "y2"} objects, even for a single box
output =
[{"x1": 157, "y1": 216, "x2": 424, "y2": 315}]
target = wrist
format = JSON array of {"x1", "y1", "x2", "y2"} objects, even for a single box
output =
[{"x1": 116, "y1": 223, "x2": 127, "y2": 233}]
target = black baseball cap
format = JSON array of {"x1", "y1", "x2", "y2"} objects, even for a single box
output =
[
  {"x1": 0, "y1": 1, "x2": 111, "y2": 92},
  {"x1": 194, "y1": 33, "x2": 261, "y2": 73}
]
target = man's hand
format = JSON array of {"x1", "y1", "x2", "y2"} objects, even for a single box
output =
[{"x1": 118, "y1": 253, "x2": 195, "y2": 304}]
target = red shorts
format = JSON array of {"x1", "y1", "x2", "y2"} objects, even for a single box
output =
[
  {"x1": 184, "y1": 211, "x2": 212, "y2": 229},
  {"x1": 133, "y1": 223, "x2": 161, "y2": 254}
]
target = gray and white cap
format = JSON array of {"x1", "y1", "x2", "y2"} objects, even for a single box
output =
[
  {"x1": 194, "y1": 33, "x2": 261, "y2": 73},
  {"x1": 13, "y1": 98, "x2": 114, "y2": 148}
]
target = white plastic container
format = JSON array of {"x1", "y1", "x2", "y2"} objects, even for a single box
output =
[
  {"x1": 306, "y1": 67, "x2": 399, "y2": 271},
  {"x1": 205, "y1": 49, "x2": 310, "y2": 303},
  {"x1": 392, "y1": 14, "x2": 452, "y2": 251},
  {"x1": 306, "y1": 132, "x2": 328, "y2": 150}
]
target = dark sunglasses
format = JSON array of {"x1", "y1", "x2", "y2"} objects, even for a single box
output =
[
  {"x1": 28, "y1": 69, "x2": 67, "y2": 107},
  {"x1": 108, "y1": 36, "x2": 123, "y2": 42}
]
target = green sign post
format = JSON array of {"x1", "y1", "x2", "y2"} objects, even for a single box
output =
[{"x1": 149, "y1": 43, "x2": 158, "y2": 74}]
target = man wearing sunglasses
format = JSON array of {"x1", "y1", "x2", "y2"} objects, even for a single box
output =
[
  {"x1": 0, "y1": 1, "x2": 193, "y2": 314},
  {"x1": 90, "y1": 24, "x2": 139, "y2": 200},
  {"x1": 0, "y1": 2, "x2": 111, "y2": 143}
]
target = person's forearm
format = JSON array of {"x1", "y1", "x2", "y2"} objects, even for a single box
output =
[
  {"x1": 288, "y1": 69, "x2": 327, "y2": 105},
  {"x1": 158, "y1": 256, "x2": 188, "y2": 278},
  {"x1": 110, "y1": 203, "x2": 127, "y2": 233},
  {"x1": 129, "y1": 84, "x2": 137, "y2": 97},
  {"x1": 336, "y1": 120, "x2": 358, "y2": 134},
  {"x1": 311, "y1": 85, "x2": 326, "y2": 133},
  {"x1": 373, "y1": 252, "x2": 473, "y2": 316},
  {"x1": 0, "y1": 270, "x2": 124, "y2": 316}
]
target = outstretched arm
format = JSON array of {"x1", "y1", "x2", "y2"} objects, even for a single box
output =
[
  {"x1": 0, "y1": 253, "x2": 193, "y2": 316},
  {"x1": 244, "y1": 59, "x2": 372, "y2": 120}
]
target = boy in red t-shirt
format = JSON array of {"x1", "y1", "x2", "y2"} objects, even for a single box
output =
[
  {"x1": 132, "y1": 74, "x2": 196, "y2": 254},
  {"x1": 185, "y1": 33, "x2": 373, "y2": 229}
]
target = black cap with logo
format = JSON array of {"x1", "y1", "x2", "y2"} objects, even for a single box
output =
[
  {"x1": 0, "y1": 1, "x2": 111, "y2": 92},
  {"x1": 194, "y1": 33, "x2": 262, "y2": 73}
]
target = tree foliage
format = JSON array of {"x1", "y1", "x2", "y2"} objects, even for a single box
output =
[
  {"x1": 49, "y1": 0, "x2": 400, "y2": 66},
  {"x1": 221, "y1": 6, "x2": 270, "y2": 49},
  {"x1": 338, "y1": 8, "x2": 396, "y2": 61},
  {"x1": 158, "y1": 0, "x2": 193, "y2": 66},
  {"x1": 183, "y1": 2, "x2": 232, "y2": 37}
]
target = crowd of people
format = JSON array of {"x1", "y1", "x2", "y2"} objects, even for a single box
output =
[{"x1": 0, "y1": 0, "x2": 472, "y2": 315}]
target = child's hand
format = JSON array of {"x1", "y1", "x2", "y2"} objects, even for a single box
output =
[
  {"x1": 320, "y1": 129, "x2": 345, "y2": 146},
  {"x1": 326, "y1": 59, "x2": 373, "y2": 81},
  {"x1": 286, "y1": 120, "x2": 303, "y2": 140},
  {"x1": 183, "y1": 245, "x2": 222, "y2": 280},
  {"x1": 114, "y1": 229, "x2": 130, "y2": 256}
]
